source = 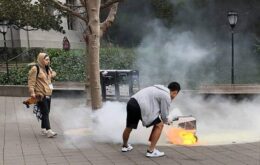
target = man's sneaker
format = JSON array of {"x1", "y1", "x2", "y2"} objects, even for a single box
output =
[
  {"x1": 121, "y1": 144, "x2": 133, "y2": 152},
  {"x1": 41, "y1": 128, "x2": 48, "y2": 136},
  {"x1": 146, "y1": 149, "x2": 165, "y2": 157},
  {"x1": 47, "y1": 129, "x2": 57, "y2": 138}
]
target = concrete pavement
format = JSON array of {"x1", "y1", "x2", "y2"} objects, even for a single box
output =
[{"x1": 0, "y1": 96, "x2": 260, "y2": 165}]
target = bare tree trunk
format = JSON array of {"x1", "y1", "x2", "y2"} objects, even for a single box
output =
[
  {"x1": 50, "y1": 0, "x2": 121, "y2": 110},
  {"x1": 85, "y1": 49, "x2": 92, "y2": 106},
  {"x1": 87, "y1": 0, "x2": 102, "y2": 109}
]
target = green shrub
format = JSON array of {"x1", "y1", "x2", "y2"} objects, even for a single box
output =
[
  {"x1": 0, "y1": 64, "x2": 28, "y2": 85},
  {"x1": 100, "y1": 47, "x2": 136, "y2": 69},
  {"x1": 0, "y1": 47, "x2": 137, "y2": 85},
  {"x1": 51, "y1": 51, "x2": 85, "y2": 82}
]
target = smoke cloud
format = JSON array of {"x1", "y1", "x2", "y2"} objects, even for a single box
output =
[
  {"x1": 51, "y1": 95, "x2": 260, "y2": 146},
  {"x1": 133, "y1": 0, "x2": 260, "y2": 87},
  {"x1": 135, "y1": 21, "x2": 218, "y2": 88},
  {"x1": 51, "y1": 1, "x2": 260, "y2": 147},
  {"x1": 174, "y1": 93, "x2": 260, "y2": 145}
]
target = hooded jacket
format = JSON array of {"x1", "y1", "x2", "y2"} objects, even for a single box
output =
[
  {"x1": 28, "y1": 53, "x2": 56, "y2": 96},
  {"x1": 132, "y1": 85, "x2": 171, "y2": 126}
]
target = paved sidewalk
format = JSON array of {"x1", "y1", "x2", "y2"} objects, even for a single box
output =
[{"x1": 0, "y1": 96, "x2": 260, "y2": 165}]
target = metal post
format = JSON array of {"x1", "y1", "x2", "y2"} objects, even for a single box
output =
[
  {"x1": 231, "y1": 30, "x2": 234, "y2": 84},
  {"x1": 227, "y1": 11, "x2": 238, "y2": 84},
  {"x1": 26, "y1": 25, "x2": 30, "y2": 49},
  {"x1": 10, "y1": 26, "x2": 17, "y2": 68},
  {"x1": 3, "y1": 32, "x2": 9, "y2": 81}
]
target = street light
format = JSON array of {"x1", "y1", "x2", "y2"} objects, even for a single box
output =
[
  {"x1": 0, "y1": 20, "x2": 9, "y2": 81},
  {"x1": 227, "y1": 11, "x2": 238, "y2": 84}
]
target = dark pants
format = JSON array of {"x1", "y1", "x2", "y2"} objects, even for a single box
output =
[
  {"x1": 126, "y1": 98, "x2": 162, "y2": 129},
  {"x1": 38, "y1": 96, "x2": 51, "y2": 130},
  {"x1": 126, "y1": 98, "x2": 142, "y2": 129}
]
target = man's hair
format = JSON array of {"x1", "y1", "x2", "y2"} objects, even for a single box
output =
[{"x1": 168, "y1": 82, "x2": 181, "y2": 92}]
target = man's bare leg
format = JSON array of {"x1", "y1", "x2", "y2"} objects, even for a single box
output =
[
  {"x1": 148, "y1": 121, "x2": 164, "y2": 151},
  {"x1": 123, "y1": 127, "x2": 132, "y2": 147}
]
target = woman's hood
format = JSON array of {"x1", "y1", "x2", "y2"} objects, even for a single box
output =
[{"x1": 37, "y1": 53, "x2": 48, "y2": 67}]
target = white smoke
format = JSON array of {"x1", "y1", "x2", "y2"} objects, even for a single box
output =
[
  {"x1": 51, "y1": 95, "x2": 260, "y2": 146},
  {"x1": 174, "y1": 93, "x2": 260, "y2": 145},
  {"x1": 90, "y1": 101, "x2": 154, "y2": 144},
  {"x1": 135, "y1": 21, "x2": 218, "y2": 88},
  {"x1": 51, "y1": 20, "x2": 260, "y2": 146},
  {"x1": 52, "y1": 98, "x2": 91, "y2": 130},
  {"x1": 91, "y1": 95, "x2": 260, "y2": 145}
]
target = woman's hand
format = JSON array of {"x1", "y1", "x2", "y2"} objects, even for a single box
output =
[{"x1": 31, "y1": 93, "x2": 36, "y2": 98}]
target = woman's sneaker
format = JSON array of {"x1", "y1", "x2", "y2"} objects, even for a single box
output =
[
  {"x1": 121, "y1": 144, "x2": 133, "y2": 152},
  {"x1": 41, "y1": 129, "x2": 48, "y2": 136},
  {"x1": 146, "y1": 149, "x2": 165, "y2": 157},
  {"x1": 47, "y1": 129, "x2": 57, "y2": 138}
]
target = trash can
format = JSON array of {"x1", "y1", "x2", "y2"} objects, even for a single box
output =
[{"x1": 100, "y1": 70, "x2": 140, "y2": 101}]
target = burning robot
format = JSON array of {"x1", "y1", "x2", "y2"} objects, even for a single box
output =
[{"x1": 166, "y1": 116, "x2": 198, "y2": 145}]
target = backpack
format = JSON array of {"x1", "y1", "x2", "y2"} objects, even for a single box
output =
[
  {"x1": 28, "y1": 63, "x2": 40, "y2": 78},
  {"x1": 35, "y1": 64, "x2": 40, "y2": 78}
]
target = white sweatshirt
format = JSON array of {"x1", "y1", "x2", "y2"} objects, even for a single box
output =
[{"x1": 132, "y1": 85, "x2": 171, "y2": 126}]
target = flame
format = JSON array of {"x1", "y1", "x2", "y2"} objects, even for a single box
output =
[{"x1": 166, "y1": 127, "x2": 198, "y2": 145}]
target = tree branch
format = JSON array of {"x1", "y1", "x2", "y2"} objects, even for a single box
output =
[
  {"x1": 100, "y1": 3, "x2": 118, "y2": 37},
  {"x1": 66, "y1": 4, "x2": 84, "y2": 10},
  {"x1": 79, "y1": 0, "x2": 87, "y2": 9},
  {"x1": 101, "y1": 0, "x2": 122, "y2": 10},
  {"x1": 12, "y1": 24, "x2": 38, "y2": 31},
  {"x1": 49, "y1": 0, "x2": 86, "y2": 22}
]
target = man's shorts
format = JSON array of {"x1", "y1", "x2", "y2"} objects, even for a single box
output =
[
  {"x1": 126, "y1": 98, "x2": 162, "y2": 129},
  {"x1": 146, "y1": 116, "x2": 162, "y2": 128},
  {"x1": 126, "y1": 98, "x2": 142, "y2": 129}
]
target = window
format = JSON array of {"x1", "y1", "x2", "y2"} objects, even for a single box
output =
[{"x1": 66, "y1": 0, "x2": 75, "y2": 30}]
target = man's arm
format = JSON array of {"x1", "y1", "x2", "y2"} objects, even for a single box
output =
[{"x1": 160, "y1": 96, "x2": 171, "y2": 124}]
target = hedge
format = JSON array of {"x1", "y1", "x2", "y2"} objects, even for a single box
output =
[{"x1": 0, "y1": 47, "x2": 137, "y2": 85}]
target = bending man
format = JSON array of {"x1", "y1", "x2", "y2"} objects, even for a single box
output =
[{"x1": 122, "y1": 82, "x2": 181, "y2": 157}]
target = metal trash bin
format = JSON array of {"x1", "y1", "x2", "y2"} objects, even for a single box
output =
[{"x1": 100, "y1": 70, "x2": 139, "y2": 101}]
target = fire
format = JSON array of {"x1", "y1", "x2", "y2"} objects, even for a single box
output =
[{"x1": 166, "y1": 127, "x2": 198, "y2": 145}]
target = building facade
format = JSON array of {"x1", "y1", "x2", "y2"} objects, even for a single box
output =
[{"x1": 0, "y1": 0, "x2": 85, "y2": 50}]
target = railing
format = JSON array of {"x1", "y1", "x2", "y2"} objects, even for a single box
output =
[{"x1": 0, "y1": 48, "x2": 43, "y2": 72}]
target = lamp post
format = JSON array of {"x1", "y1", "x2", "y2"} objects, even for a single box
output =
[
  {"x1": 227, "y1": 11, "x2": 238, "y2": 84},
  {"x1": 0, "y1": 20, "x2": 9, "y2": 81}
]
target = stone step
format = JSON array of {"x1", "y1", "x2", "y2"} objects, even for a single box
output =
[{"x1": 199, "y1": 84, "x2": 260, "y2": 94}]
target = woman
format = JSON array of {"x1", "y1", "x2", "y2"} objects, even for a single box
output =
[{"x1": 28, "y1": 52, "x2": 57, "y2": 138}]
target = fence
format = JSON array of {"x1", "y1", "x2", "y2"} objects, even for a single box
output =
[{"x1": 0, "y1": 48, "x2": 43, "y2": 73}]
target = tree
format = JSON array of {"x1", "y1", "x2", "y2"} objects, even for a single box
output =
[
  {"x1": 0, "y1": 0, "x2": 121, "y2": 109},
  {"x1": 0, "y1": 0, "x2": 64, "y2": 32},
  {"x1": 150, "y1": 0, "x2": 176, "y2": 27},
  {"x1": 49, "y1": 0, "x2": 121, "y2": 109}
]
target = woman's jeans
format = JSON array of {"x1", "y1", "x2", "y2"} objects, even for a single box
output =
[{"x1": 38, "y1": 96, "x2": 51, "y2": 130}]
